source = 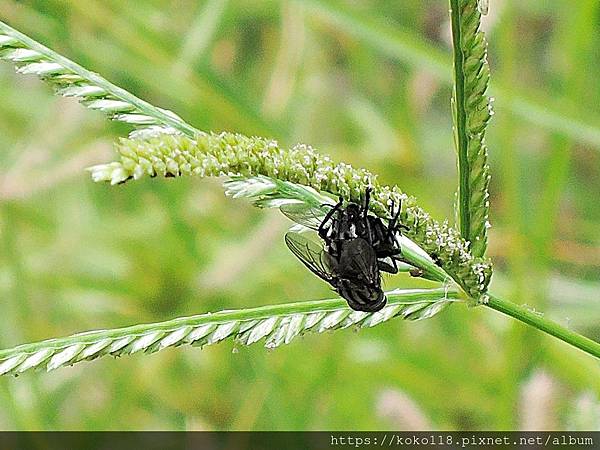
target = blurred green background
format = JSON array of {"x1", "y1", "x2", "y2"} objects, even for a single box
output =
[{"x1": 1, "y1": 0, "x2": 599, "y2": 431}]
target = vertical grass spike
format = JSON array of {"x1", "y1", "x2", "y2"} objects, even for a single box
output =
[{"x1": 449, "y1": 0, "x2": 493, "y2": 258}]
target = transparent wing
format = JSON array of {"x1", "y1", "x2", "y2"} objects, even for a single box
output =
[
  {"x1": 284, "y1": 232, "x2": 334, "y2": 283},
  {"x1": 280, "y1": 203, "x2": 329, "y2": 231}
]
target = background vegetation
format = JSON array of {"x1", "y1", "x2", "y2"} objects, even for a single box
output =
[{"x1": 0, "y1": 0, "x2": 599, "y2": 430}]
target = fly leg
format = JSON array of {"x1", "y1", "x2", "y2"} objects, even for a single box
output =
[
  {"x1": 386, "y1": 199, "x2": 407, "y2": 247},
  {"x1": 377, "y1": 199, "x2": 404, "y2": 274},
  {"x1": 318, "y1": 198, "x2": 343, "y2": 242}
]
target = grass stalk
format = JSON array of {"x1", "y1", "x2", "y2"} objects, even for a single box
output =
[{"x1": 486, "y1": 296, "x2": 600, "y2": 359}]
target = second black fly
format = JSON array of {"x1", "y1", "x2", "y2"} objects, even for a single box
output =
[{"x1": 284, "y1": 188, "x2": 407, "y2": 312}]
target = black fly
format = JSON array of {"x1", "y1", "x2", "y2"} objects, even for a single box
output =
[
  {"x1": 316, "y1": 188, "x2": 408, "y2": 274},
  {"x1": 283, "y1": 188, "x2": 407, "y2": 312},
  {"x1": 285, "y1": 232, "x2": 385, "y2": 312}
]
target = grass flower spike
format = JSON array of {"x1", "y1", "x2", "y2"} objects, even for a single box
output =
[
  {"x1": 89, "y1": 133, "x2": 493, "y2": 302},
  {"x1": 450, "y1": 0, "x2": 493, "y2": 258},
  {"x1": 0, "y1": 21, "x2": 195, "y2": 138},
  {"x1": 0, "y1": 289, "x2": 458, "y2": 376}
]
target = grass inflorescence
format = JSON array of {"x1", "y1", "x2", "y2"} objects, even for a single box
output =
[
  {"x1": 450, "y1": 0, "x2": 493, "y2": 258},
  {"x1": 0, "y1": 289, "x2": 458, "y2": 376},
  {"x1": 89, "y1": 133, "x2": 493, "y2": 302}
]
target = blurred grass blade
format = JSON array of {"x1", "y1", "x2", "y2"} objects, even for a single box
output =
[
  {"x1": 299, "y1": 0, "x2": 600, "y2": 149},
  {"x1": 449, "y1": 0, "x2": 492, "y2": 257},
  {"x1": 0, "y1": 20, "x2": 198, "y2": 137},
  {"x1": 174, "y1": 0, "x2": 229, "y2": 72},
  {"x1": 0, "y1": 288, "x2": 460, "y2": 376},
  {"x1": 62, "y1": 0, "x2": 282, "y2": 138}
]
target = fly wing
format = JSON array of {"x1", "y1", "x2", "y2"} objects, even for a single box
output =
[
  {"x1": 280, "y1": 203, "x2": 329, "y2": 231},
  {"x1": 284, "y1": 232, "x2": 335, "y2": 284}
]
